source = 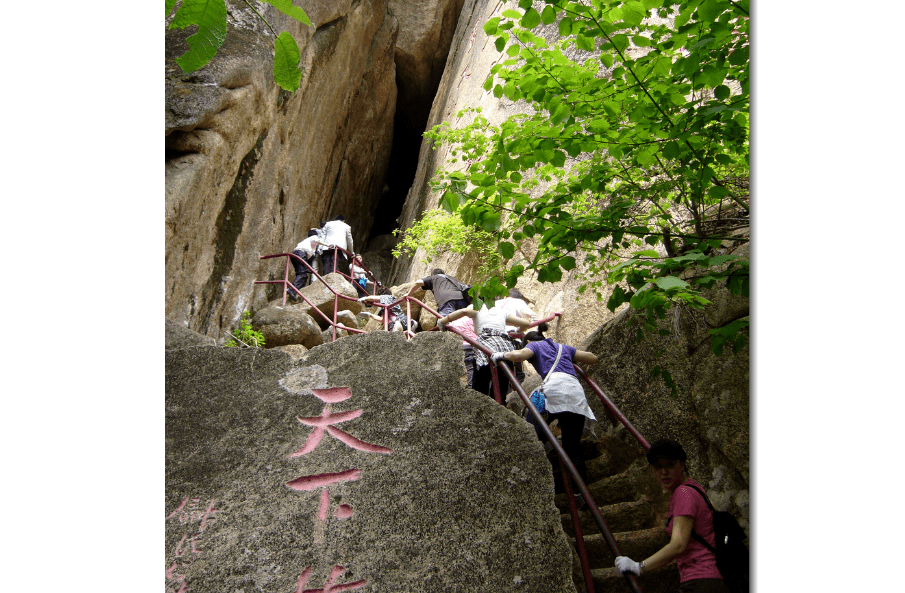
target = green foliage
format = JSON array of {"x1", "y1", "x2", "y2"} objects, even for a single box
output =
[
  {"x1": 166, "y1": 0, "x2": 311, "y2": 91},
  {"x1": 392, "y1": 208, "x2": 503, "y2": 280},
  {"x1": 709, "y1": 318, "x2": 748, "y2": 356},
  {"x1": 425, "y1": 0, "x2": 750, "y2": 362},
  {"x1": 225, "y1": 311, "x2": 266, "y2": 348}
]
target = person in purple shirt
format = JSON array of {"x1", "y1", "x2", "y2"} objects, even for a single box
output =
[
  {"x1": 493, "y1": 322, "x2": 598, "y2": 485},
  {"x1": 615, "y1": 439, "x2": 729, "y2": 592}
]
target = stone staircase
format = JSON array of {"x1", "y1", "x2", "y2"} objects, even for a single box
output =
[{"x1": 549, "y1": 428, "x2": 680, "y2": 593}]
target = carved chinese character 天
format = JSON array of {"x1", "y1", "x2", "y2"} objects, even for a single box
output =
[{"x1": 290, "y1": 387, "x2": 393, "y2": 457}]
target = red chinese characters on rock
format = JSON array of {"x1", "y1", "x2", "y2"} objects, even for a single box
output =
[
  {"x1": 291, "y1": 565, "x2": 367, "y2": 593},
  {"x1": 286, "y1": 387, "x2": 392, "y2": 592},
  {"x1": 165, "y1": 497, "x2": 221, "y2": 593}
]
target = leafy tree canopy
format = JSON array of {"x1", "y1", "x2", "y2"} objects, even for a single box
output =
[
  {"x1": 166, "y1": 0, "x2": 312, "y2": 91},
  {"x1": 424, "y1": 0, "x2": 750, "y2": 354},
  {"x1": 392, "y1": 208, "x2": 503, "y2": 279}
]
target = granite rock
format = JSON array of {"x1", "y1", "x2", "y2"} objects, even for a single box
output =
[{"x1": 166, "y1": 331, "x2": 576, "y2": 592}]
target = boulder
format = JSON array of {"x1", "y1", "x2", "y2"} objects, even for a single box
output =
[
  {"x1": 321, "y1": 326, "x2": 351, "y2": 343},
  {"x1": 166, "y1": 318, "x2": 217, "y2": 349},
  {"x1": 417, "y1": 290, "x2": 439, "y2": 330},
  {"x1": 272, "y1": 343, "x2": 309, "y2": 361},
  {"x1": 336, "y1": 309, "x2": 360, "y2": 329},
  {"x1": 166, "y1": 331, "x2": 575, "y2": 592},
  {"x1": 252, "y1": 305, "x2": 324, "y2": 349},
  {"x1": 278, "y1": 273, "x2": 363, "y2": 329}
]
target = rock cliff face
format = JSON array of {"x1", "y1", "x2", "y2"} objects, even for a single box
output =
[
  {"x1": 166, "y1": 0, "x2": 399, "y2": 337},
  {"x1": 384, "y1": 0, "x2": 750, "y2": 524}
]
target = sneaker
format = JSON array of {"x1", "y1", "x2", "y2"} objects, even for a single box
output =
[{"x1": 573, "y1": 493, "x2": 586, "y2": 510}]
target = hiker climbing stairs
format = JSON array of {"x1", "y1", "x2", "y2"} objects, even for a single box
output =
[{"x1": 551, "y1": 429, "x2": 680, "y2": 593}]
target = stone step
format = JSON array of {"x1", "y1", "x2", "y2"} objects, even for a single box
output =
[
  {"x1": 560, "y1": 497, "x2": 653, "y2": 538},
  {"x1": 567, "y1": 527, "x2": 669, "y2": 570},
  {"x1": 553, "y1": 470, "x2": 642, "y2": 509},
  {"x1": 584, "y1": 435, "x2": 648, "y2": 483},
  {"x1": 590, "y1": 563, "x2": 680, "y2": 593}
]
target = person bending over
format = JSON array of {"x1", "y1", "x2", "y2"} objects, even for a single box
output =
[
  {"x1": 492, "y1": 323, "x2": 598, "y2": 486},
  {"x1": 438, "y1": 304, "x2": 531, "y2": 398}
]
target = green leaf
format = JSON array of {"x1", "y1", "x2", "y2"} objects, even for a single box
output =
[
  {"x1": 480, "y1": 212, "x2": 502, "y2": 232},
  {"x1": 502, "y1": 9, "x2": 522, "y2": 19},
  {"x1": 576, "y1": 35, "x2": 595, "y2": 51},
  {"x1": 561, "y1": 256, "x2": 577, "y2": 271},
  {"x1": 439, "y1": 191, "x2": 459, "y2": 212},
  {"x1": 495, "y1": 36, "x2": 507, "y2": 52},
  {"x1": 484, "y1": 17, "x2": 500, "y2": 35},
  {"x1": 520, "y1": 7, "x2": 542, "y2": 28},
  {"x1": 558, "y1": 16, "x2": 573, "y2": 36},
  {"x1": 653, "y1": 276, "x2": 689, "y2": 290},
  {"x1": 697, "y1": 0, "x2": 727, "y2": 22},
  {"x1": 714, "y1": 84, "x2": 731, "y2": 100},
  {"x1": 500, "y1": 241, "x2": 516, "y2": 259},
  {"x1": 541, "y1": 5, "x2": 557, "y2": 25},
  {"x1": 169, "y1": 0, "x2": 228, "y2": 74},
  {"x1": 493, "y1": 84, "x2": 503, "y2": 98},
  {"x1": 260, "y1": 0, "x2": 312, "y2": 26},
  {"x1": 273, "y1": 31, "x2": 302, "y2": 91},
  {"x1": 621, "y1": 1, "x2": 646, "y2": 27}
]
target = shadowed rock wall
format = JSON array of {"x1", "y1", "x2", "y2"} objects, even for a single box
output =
[
  {"x1": 583, "y1": 244, "x2": 751, "y2": 528},
  {"x1": 166, "y1": 0, "x2": 398, "y2": 338}
]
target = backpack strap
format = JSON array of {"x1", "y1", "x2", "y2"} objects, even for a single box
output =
[
  {"x1": 542, "y1": 344, "x2": 564, "y2": 385},
  {"x1": 667, "y1": 483, "x2": 717, "y2": 554}
]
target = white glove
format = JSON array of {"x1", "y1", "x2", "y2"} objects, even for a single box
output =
[
  {"x1": 490, "y1": 352, "x2": 506, "y2": 365},
  {"x1": 358, "y1": 297, "x2": 367, "y2": 303},
  {"x1": 614, "y1": 556, "x2": 640, "y2": 576}
]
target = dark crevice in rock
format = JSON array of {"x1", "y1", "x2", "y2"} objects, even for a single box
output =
[{"x1": 199, "y1": 131, "x2": 268, "y2": 335}]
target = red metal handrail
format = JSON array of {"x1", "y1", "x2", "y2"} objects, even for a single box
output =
[
  {"x1": 495, "y1": 361, "x2": 645, "y2": 593},
  {"x1": 574, "y1": 365, "x2": 650, "y2": 451},
  {"x1": 257, "y1": 252, "x2": 369, "y2": 341}
]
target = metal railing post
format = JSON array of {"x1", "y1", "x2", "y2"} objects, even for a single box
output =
[
  {"x1": 561, "y1": 463, "x2": 595, "y2": 593},
  {"x1": 283, "y1": 256, "x2": 291, "y2": 306},
  {"x1": 574, "y1": 366, "x2": 650, "y2": 451}
]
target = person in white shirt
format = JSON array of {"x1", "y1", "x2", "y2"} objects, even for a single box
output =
[
  {"x1": 290, "y1": 229, "x2": 322, "y2": 296},
  {"x1": 495, "y1": 288, "x2": 538, "y2": 332},
  {"x1": 320, "y1": 215, "x2": 354, "y2": 275}
]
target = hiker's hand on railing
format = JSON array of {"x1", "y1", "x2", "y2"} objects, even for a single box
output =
[
  {"x1": 436, "y1": 321, "x2": 445, "y2": 332},
  {"x1": 614, "y1": 556, "x2": 641, "y2": 576},
  {"x1": 491, "y1": 352, "x2": 506, "y2": 365}
]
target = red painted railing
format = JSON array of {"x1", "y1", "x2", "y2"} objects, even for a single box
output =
[{"x1": 495, "y1": 361, "x2": 645, "y2": 593}]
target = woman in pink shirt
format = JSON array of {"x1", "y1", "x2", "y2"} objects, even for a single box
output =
[{"x1": 615, "y1": 439, "x2": 729, "y2": 592}]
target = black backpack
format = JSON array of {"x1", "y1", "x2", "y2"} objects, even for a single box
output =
[
  {"x1": 439, "y1": 274, "x2": 473, "y2": 304},
  {"x1": 681, "y1": 484, "x2": 750, "y2": 593}
]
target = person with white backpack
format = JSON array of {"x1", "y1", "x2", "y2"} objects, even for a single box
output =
[{"x1": 491, "y1": 322, "x2": 598, "y2": 485}]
